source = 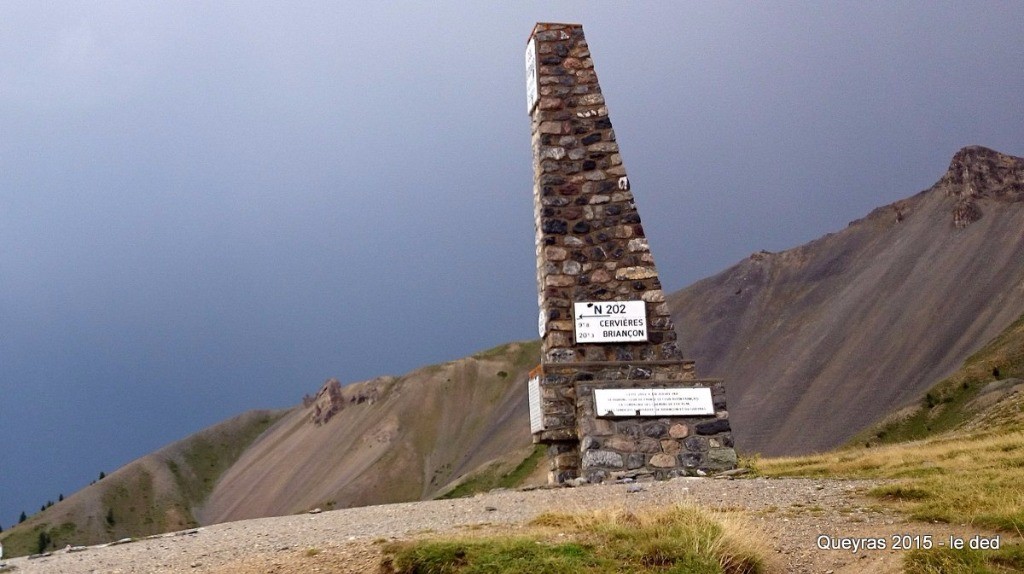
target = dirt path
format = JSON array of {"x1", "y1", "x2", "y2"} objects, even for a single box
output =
[{"x1": 1, "y1": 477, "x2": 1003, "y2": 573}]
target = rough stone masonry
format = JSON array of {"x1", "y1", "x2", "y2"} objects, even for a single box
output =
[{"x1": 526, "y1": 23, "x2": 736, "y2": 484}]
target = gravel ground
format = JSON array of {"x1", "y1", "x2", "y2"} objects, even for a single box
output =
[{"x1": 0, "y1": 477, "x2": 999, "y2": 574}]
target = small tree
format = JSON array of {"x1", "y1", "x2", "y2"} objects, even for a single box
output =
[
  {"x1": 19, "y1": 511, "x2": 27, "y2": 523},
  {"x1": 98, "y1": 471, "x2": 106, "y2": 480},
  {"x1": 58, "y1": 494, "x2": 64, "y2": 502},
  {"x1": 37, "y1": 529, "x2": 51, "y2": 553}
]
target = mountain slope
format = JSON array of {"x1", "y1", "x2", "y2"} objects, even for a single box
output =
[
  {"x1": 199, "y1": 340, "x2": 540, "y2": 523},
  {"x1": 0, "y1": 409, "x2": 282, "y2": 556},
  {"x1": 669, "y1": 145, "x2": 1024, "y2": 456}
]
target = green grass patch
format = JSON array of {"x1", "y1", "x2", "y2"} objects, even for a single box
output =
[
  {"x1": 863, "y1": 383, "x2": 983, "y2": 446},
  {"x1": 870, "y1": 484, "x2": 934, "y2": 501},
  {"x1": 98, "y1": 467, "x2": 160, "y2": 540},
  {"x1": 0, "y1": 520, "x2": 79, "y2": 556},
  {"x1": 385, "y1": 539, "x2": 607, "y2": 574},
  {"x1": 440, "y1": 445, "x2": 546, "y2": 500},
  {"x1": 756, "y1": 432, "x2": 1024, "y2": 532},
  {"x1": 857, "y1": 312, "x2": 1024, "y2": 447},
  {"x1": 0, "y1": 522, "x2": 49, "y2": 557},
  {"x1": 382, "y1": 506, "x2": 768, "y2": 574},
  {"x1": 887, "y1": 465, "x2": 947, "y2": 479},
  {"x1": 904, "y1": 543, "x2": 1024, "y2": 573},
  {"x1": 47, "y1": 521, "x2": 80, "y2": 550}
]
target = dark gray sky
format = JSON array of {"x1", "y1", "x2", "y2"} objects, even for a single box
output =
[{"x1": 2, "y1": 2, "x2": 1022, "y2": 526}]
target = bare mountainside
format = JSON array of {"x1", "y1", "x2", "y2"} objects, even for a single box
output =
[
  {"x1": 669, "y1": 145, "x2": 1024, "y2": 456},
  {"x1": 199, "y1": 341, "x2": 539, "y2": 524}
]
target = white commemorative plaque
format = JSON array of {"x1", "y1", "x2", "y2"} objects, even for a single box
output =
[
  {"x1": 525, "y1": 38, "x2": 538, "y2": 113},
  {"x1": 528, "y1": 371, "x2": 545, "y2": 433},
  {"x1": 573, "y1": 300, "x2": 647, "y2": 343},
  {"x1": 594, "y1": 387, "x2": 714, "y2": 417}
]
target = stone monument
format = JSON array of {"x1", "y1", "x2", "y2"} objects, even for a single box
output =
[{"x1": 525, "y1": 23, "x2": 736, "y2": 484}]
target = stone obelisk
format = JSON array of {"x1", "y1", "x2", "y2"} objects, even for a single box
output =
[{"x1": 526, "y1": 23, "x2": 736, "y2": 484}]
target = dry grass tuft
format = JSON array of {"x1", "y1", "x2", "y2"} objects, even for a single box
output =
[
  {"x1": 382, "y1": 505, "x2": 773, "y2": 573},
  {"x1": 756, "y1": 431, "x2": 1024, "y2": 532}
]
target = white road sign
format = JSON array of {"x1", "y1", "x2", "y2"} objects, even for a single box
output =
[{"x1": 573, "y1": 300, "x2": 647, "y2": 343}]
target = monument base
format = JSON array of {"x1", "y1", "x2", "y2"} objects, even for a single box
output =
[{"x1": 533, "y1": 360, "x2": 736, "y2": 484}]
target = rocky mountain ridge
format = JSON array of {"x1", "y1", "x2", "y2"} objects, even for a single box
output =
[
  {"x1": 670, "y1": 145, "x2": 1024, "y2": 455},
  {"x1": 930, "y1": 145, "x2": 1024, "y2": 227}
]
